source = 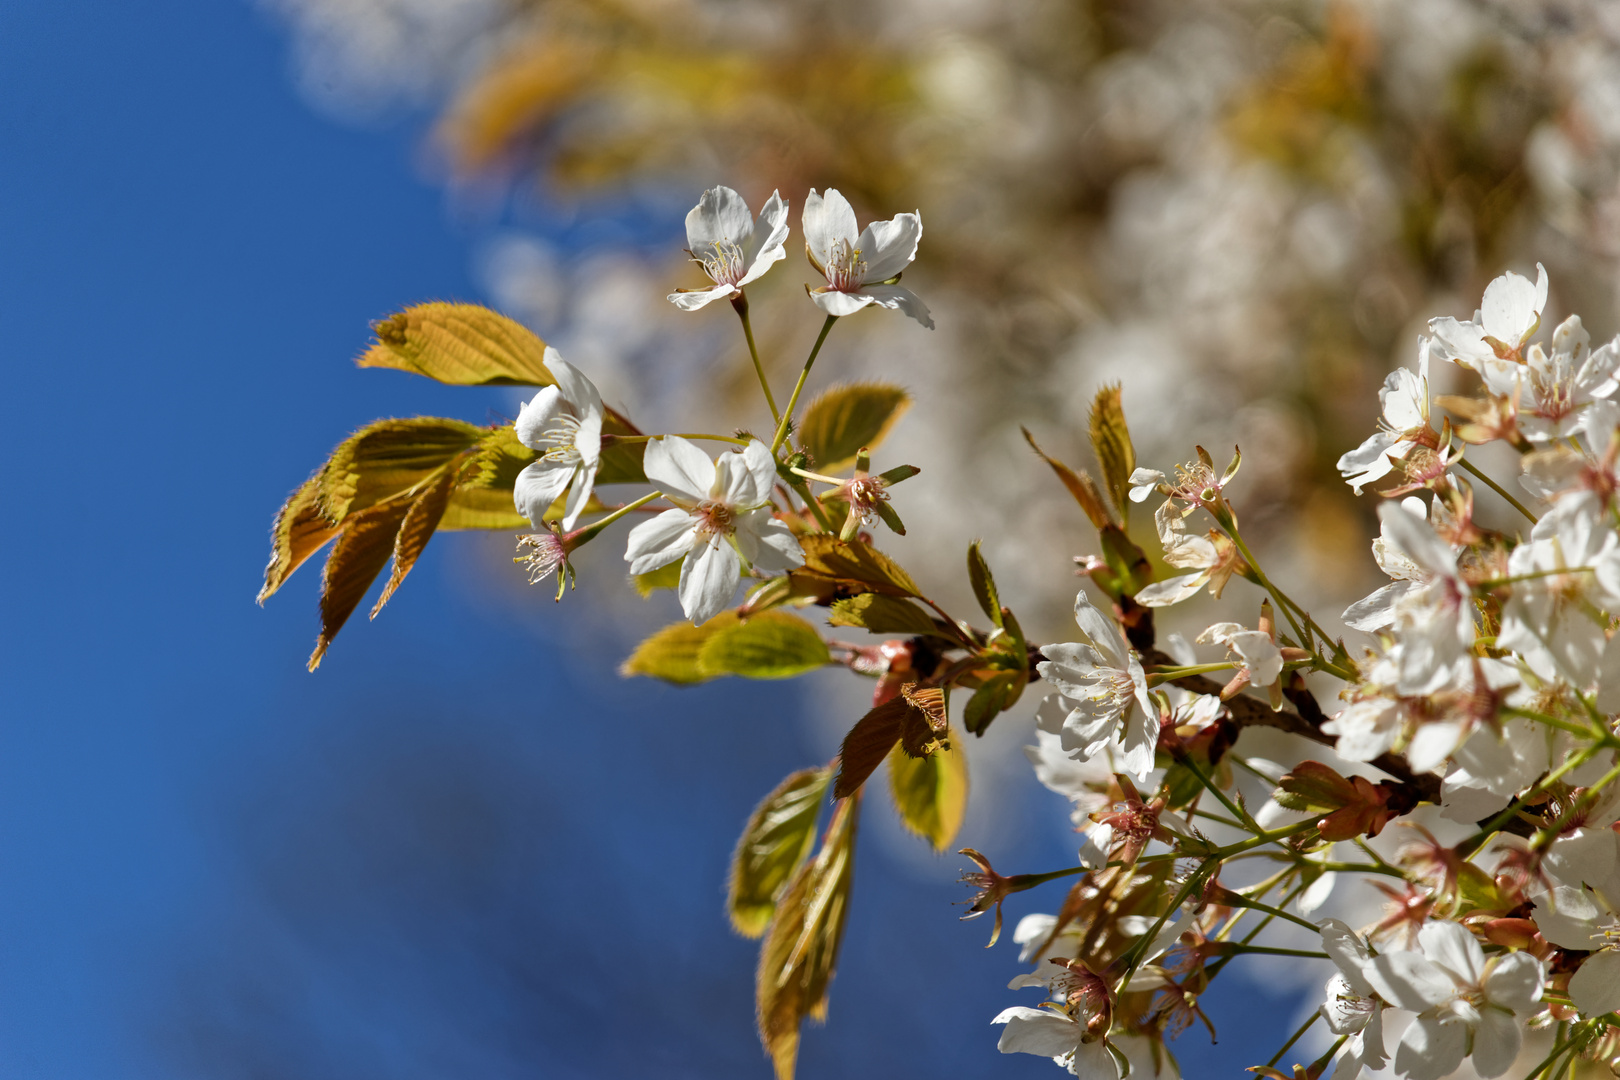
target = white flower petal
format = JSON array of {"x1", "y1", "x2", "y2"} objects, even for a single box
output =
[
  {"x1": 559, "y1": 461, "x2": 593, "y2": 531},
  {"x1": 1319, "y1": 919, "x2": 1375, "y2": 996},
  {"x1": 735, "y1": 510, "x2": 803, "y2": 572},
  {"x1": 624, "y1": 508, "x2": 697, "y2": 575},
  {"x1": 513, "y1": 458, "x2": 574, "y2": 526},
  {"x1": 1570, "y1": 948, "x2": 1620, "y2": 1017},
  {"x1": 737, "y1": 189, "x2": 790, "y2": 285},
  {"x1": 643, "y1": 435, "x2": 716, "y2": 502},
  {"x1": 1377, "y1": 500, "x2": 1458, "y2": 577},
  {"x1": 1480, "y1": 263, "x2": 1547, "y2": 346},
  {"x1": 514, "y1": 385, "x2": 564, "y2": 449},
  {"x1": 856, "y1": 212, "x2": 922, "y2": 282},
  {"x1": 991, "y1": 1007, "x2": 1078, "y2": 1059},
  {"x1": 859, "y1": 283, "x2": 935, "y2": 329},
  {"x1": 1483, "y1": 951, "x2": 1545, "y2": 1015},
  {"x1": 1393, "y1": 1015, "x2": 1465, "y2": 1080},
  {"x1": 685, "y1": 185, "x2": 755, "y2": 253},
  {"x1": 1470, "y1": 1008, "x2": 1522, "y2": 1079},
  {"x1": 1072, "y1": 591, "x2": 1127, "y2": 668},
  {"x1": 1366, "y1": 951, "x2": 1458, "y2": 1012},
  {"x1": 543, "y1": 350, "x2": 602, "y2": 417},
  {"x1": 809, "y1": 286, "x2": 877, "y2": 318},
  {"x1": 1135, "y1": 572, "x2": 1210, "y2": 608},
  {"x1": 802, "y1": 188, "x2": 856, "y2": 273},
  {"x1": 1418, "y1": 920, "x2": 1485, "y2": 987},
  {"x1": 678, "y1": 537, "x2": 741, "y2": 625},
  {"x1": 668, "y1": 283, "x2": 738, "y2": 310}
]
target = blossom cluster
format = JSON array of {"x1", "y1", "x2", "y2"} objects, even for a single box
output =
[{"x1": 981, "y1": 265, "x2": 1620, "y2": 1080}]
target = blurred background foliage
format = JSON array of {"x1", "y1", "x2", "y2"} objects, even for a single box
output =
[{"x1": 266, "y1": 0, "x2": 1620, "y2": 633}]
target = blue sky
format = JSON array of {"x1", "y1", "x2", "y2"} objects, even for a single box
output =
[{"x1": 0, "y1": 3, "x2": 1294, "y2": 1076}]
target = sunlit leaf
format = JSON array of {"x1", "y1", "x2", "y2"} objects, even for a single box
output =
[
  {"x1": 966, "y1": 541, "x2": 1003, "y2": 628},
  {"x1": 962, "y1": 672, "x2": 1018, "y2": 736},
  {"x1": 729, "y1": 767, "x2": 832, "y2": 937},
  {"x1": 797, "y1": 535, "x2": 918, "y2": 597},
  {"x1": 756, "y1": 794, "x2": 859, "y2": 1080},
  {"x1": 619, "y1": 619, "x2": 718, "y2": 684},
  {"x1": 258, "y1": 477, "x2": 340, "y2": 604},
  {"x1": 887, "y1": 725, "x2": 967, "y2": 851},
  {"x1": 1088, "y1": 384, "x2": 1136, "y2": 524},
  {"x1": 698, "y1": 611, "x2": 830, "y2": 679},
  {"x1": 826, "y1": 593, "x2": 937, "y2": 637},
  {"x1": 371, "y1": 466, "x2": 457, "y2": 616},
  {"x1": 318, "y1": 417, "x2": 486, "y2": 523},
  {"x1": 797, "y1": 382, "x2": 910, "y2": 472},
  {"x1": 309, "y1": 496, "x2": 414, "y2": 671},
  {"x1": 360, "y1": 303, "x2": 555, "y2": 386},
  {"x1": 632, "y1": 560, "x2": 683, "y2": 597},
  {"x1": 1021, "y1": 427, "x2": 1113, "y2": 530},
  {"x1": 834, "y1": 686, "x2": 948, "y2": 798}
]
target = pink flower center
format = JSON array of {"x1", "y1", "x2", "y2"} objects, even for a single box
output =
[
  {"x1": 695, "y1": 499, "x2": 736, "y2": 537},
  {"x1": 826, "y1": 238, "x2": 867, "y2": 293}
]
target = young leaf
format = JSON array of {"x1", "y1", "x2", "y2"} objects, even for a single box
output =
[
  {"x1": 962, "y1": 672, "x2": 1018, "y2": 736},
  {"x1": 318, "y1": 417, "x2": 486, "y2": 523},
  {"x1": 360, "y1": 303, "x2": 555, "y2": 386},
  {"x1": 632, "y1": 560, "x2": 683, "y2": 598},
  {"x1": 729, "y1": 767, "x2": 832, "y2": 938},
  {"x1": 698, "y1": 611, "x2": 830, "y2": 679},
  {"x1": 309, "y1": 496, "x2": 414, "y2": 670},
  {"x1": 826, "y1": 594, "x2": 938, "y2": 637},
  {"x1": 440, "y1": 424, "x2": 534, "y2": 530},
  {"x1": 966, "y1": 541, "x2": 1003, "y2": 628},
  {"x1": 1021, "y1": 427, "x2": 1114, "y2": 529},
  {"x1": 887, "y1": 726, "x2": 968, "y2": 851},
  {"x1": 797, "y1": 382, "x2": 910, "y2": 472},
  {"x1": 258, "y1": 477, "x2": 340, "y2": 604},
  {"x1": 797, "y1": 536, "x2": 919, "y2": 597},
  {"x1": 1088, "y1": 385, "x2": 1136, "y2": 523},
  {"x1": 370, "y1": 466, "x2": 458, "y2": 616},
  {"x1": 619, "y1": 620, "x2": 718, "y2": 684},
  {"x1": 756, "y1": 795, "x2": 859, "y2": 1080},
  {"x1": 833, "y1": 696, "x2": 910, "y2": 798}
]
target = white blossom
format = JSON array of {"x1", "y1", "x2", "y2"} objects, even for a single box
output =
[
  {"x1": 623, "y1": 437, "x2": 802, "y2": 624},
  {"x1": 802, "y1": 188, "x2": 934, "y2": 328},
  {"x1": 513, "y1": 349, "x2": 603, "y2": 531},
  {"x1": 1429, "y1": 263, "x2": 1548, "y2": 377},
  {"x1": 1532, "y1": 887, "x2": 1620, "y2": 1017},
  {"x1": 1498, "y1": 493, "x2": 1620, "y2": 689},
  {"x1": 1342, "y1": 497, "x2": 1430, "y2": 632},
  {"x1": 1317, "y1": 919, "x2": 1389, "y2": 1080},
  {"x1": 1374, "y1": 501, "x2": 1475, "y2": 697},
  {"x1": 668, "y1": 185, "x2": 789, "y2": 310},
  {"x1": 1338, "y1": 341, "x2": 1436, "y2": 494},
  {"x1": 1363, "y1": 920, "x2": 1544, "y2": 1080},
  {"x1": 1036, "y1": 592, "x2": 1156, "y2": 781}
]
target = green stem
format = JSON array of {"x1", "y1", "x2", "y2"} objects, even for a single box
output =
[
  {"x1": 1220, "y1": 893, "x2": 1325, "y2": 935},
  {"x1": 1223, "y1": 944, "x2": 1330, "y2": 959},
  {"x1": 734, "y1": 296, "x2": 780, "y2": 425},
  {"x1": 574, "y1": 491, "x2": 663, "y2": 539},
  {"x1": 1174, "y1": 749, "x2": 1263, "y2": 832},
  {"x1": 1228, "y1": 525, "x2": 1356, "y2": 680},
  {"x1": 770, "y1": 315, "x2": 838, "y2": 454},
  {"x1": 1458, "y1": 455, "x2": 1538, "y2": 524},
  {"x1": 789, "y1": 465, "x2": 846, "y2": 486},
  {"x1": 1265, "y1": 1011, "x2": 1320, "y2": 1069},
  {"x1": 789, "y1": 479, "x2": 837, "y2": 533},
  {"x1": 607, "y1": 433, "x2": 749, "y2": 446},
  {"x1": 1473, "y1": 566, "x2": 1598, "y2": 591}
]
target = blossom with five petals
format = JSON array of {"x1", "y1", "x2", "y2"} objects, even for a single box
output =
[
  {"x1": 802, "y1": 188, "x2": 934, "y2": 328},
  {"x1": 1429, "y1": 263, "x2": 1548, "y2": 375},
  {"x1": 1036, "y1": 591, "x2": 1156, "y2": 781},
  {"x1": 1362, "y1": 920, "x2": 1544, "y2": 1080},
  {"x1": 667, "y1": 185, "x2": 789, "y2": 311},
  {"x1": 622, "y1": 437, "x2": 803, "y2": 624},
  {"x1": 1317, "y1": 919, "x2": 1389, "y2": 1080},
  {"x1": 513, "y1": 350, "x2": 603, "y2": 531}
]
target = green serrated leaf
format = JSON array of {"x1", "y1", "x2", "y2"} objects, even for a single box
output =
[
  {"x1": 318, "y1": 417, "x2": 486, "y2": 524},
  {"x1": 729, "y1": 768, "x2": 832, "y2": 938},
  {"x1": 632, "y1": 560, "x2": 683, "y2": 597},
  {"x1": 887, "y1": 726, "x2": 967, "y2": 851},
  {"x1": 620, "y1": 620, "x2": 719, "y2": 684},
  {"x1": 1088, "y1": 385, "x2": 1136, "y2": 524},
  {"x1": 797, "y1": 536, "x2": 918, "y2": 597},
  {"x1": 360, "y1": 302, "x2": 555, "y2": 386},
  {"x1": 757, "y1": 796, "x2": 859, "y2": 1080},
  {"x1": 826, "y1": 594, "x2": 938, "y2": 637},
  {"x1": 259, "y1": 477, "x2": 340, "y2": 604},
  {"x1": 699, "y1": 610, "x2": 830, "y2": 679},
  {"x1": 966, "y1": 541, "x2": 1003, "y2": 628},
  {"x1": 798, "y1": 382, "x2": 911, "y2": 472}
]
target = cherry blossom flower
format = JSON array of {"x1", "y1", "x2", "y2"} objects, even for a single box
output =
[
  {"x1": 1037, "y1": 591, "x2": 1156, "y2": 781},
  {"x1": 1135, "y1": 500, "x2": 1245, "y2": 607},
  {"x1": 623, "y1": 437, "x2": 802, "y2": 624},
  {"x1": 1429, "y1": 263, "x2": 1548, "y2": 375},
  {"x1": 513, "y1": 350, "x2": 603, "y2": 531},
  {"x1": 1342, "y1": 497, "x2": 1430, "y2": 632},
  {"x1": 1532, "y1": 886, "x2": 1620, "y2": 1017},
  {"x1": 1338, "y1": 341, "x2": 1438, "y2": 494},
  {"x1": 1374, "y1": 501, "x2": 1475, "y2": 697},
  {"x1": 802, "y1": 188, "x2": 934, "y2": 328},
  {"x1": 1363, "y1": 920, "x2": 1544, "y2": 1080},
  {"x1": 1317, "y1": 919, "x2": 1389, "y2": 1080},
  {"x1": 667, "y1": 185, "x2": 789, "y2": 310},
  {"x1": 1498, "y1": 493, "x2": 1620, "y2": 688},
  {"x1": 1195, "y1": 618, "x2": 1283, "y2": 703},
  {"x1": 1495, "y1": 316, "x2": 1620, "y2": 446}
]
